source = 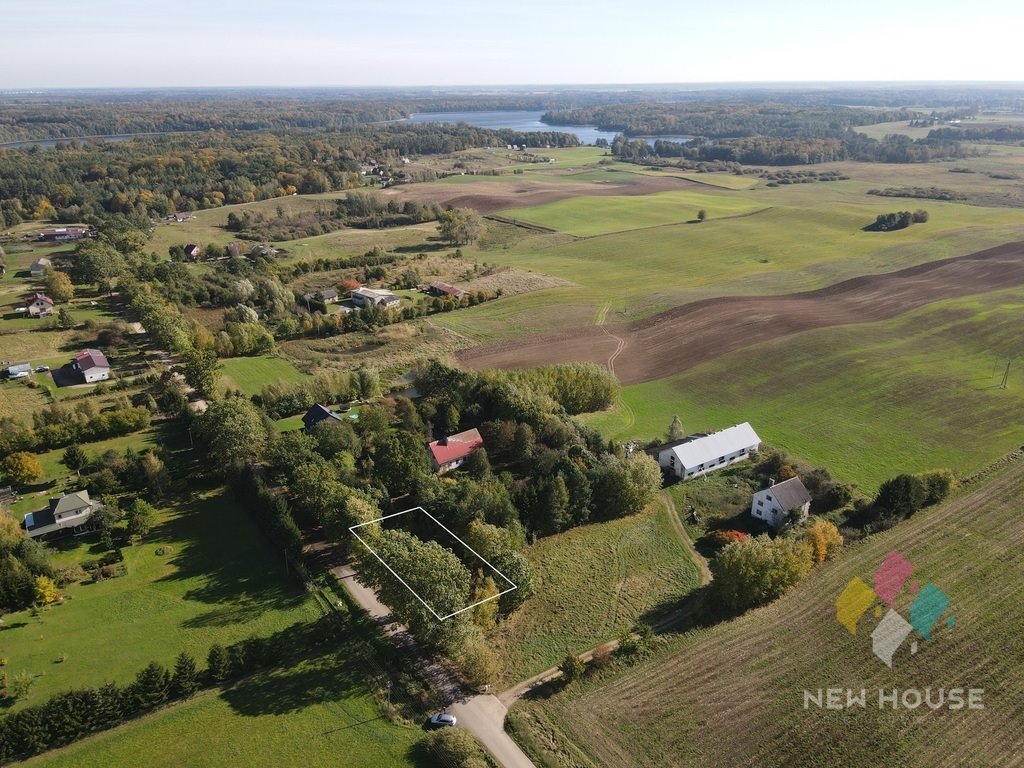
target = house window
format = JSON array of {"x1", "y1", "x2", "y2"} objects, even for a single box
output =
[
  {"x1": 757, "y1": 500, "x2": 763, "y2": 507},
  {"x1": 686, "y1": 472, "x2": 693, "y2": 477},
  {"x1": 669, "y1": 455, "x2": 675, "y2": 466},
  {"x1": 719, "y1": 456, "x2": 725, "y2": 462}
]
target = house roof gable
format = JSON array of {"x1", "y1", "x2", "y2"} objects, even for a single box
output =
[
  {"x1": 428, "y1": 428, "x2": 484, "y2": 466},
  {"x1": 760, "y1": 476, "x2": 812, "y2": 511},
  {"x1": 75, "y1": 348, "x2": 109, "y2": 371}
]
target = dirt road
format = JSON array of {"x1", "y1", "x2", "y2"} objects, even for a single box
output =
[
  {"x1": 459, "y1": 240, "x2": 1024, "y2": 384},
  {"x1": 333, "y1": 562, "x2": 537, "y2": 768}
]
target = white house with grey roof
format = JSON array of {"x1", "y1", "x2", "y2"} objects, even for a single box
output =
[
  {"x1": 751, "y1": 476, "x2": 812, "y2": 530},
  {"x1": 350, "y1": 287, "x2": 400, "y2": 309},
  {"x1": 657, "y1": 422, "x2": 761, "y2": 480},
  {"x1": 24, "y1": 490, "x2": 98, "y2": 539}
]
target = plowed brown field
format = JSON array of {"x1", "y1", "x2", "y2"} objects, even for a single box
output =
[
  {"x1": 459, "y1": 240, "x2": 1024, "y2": 384},
  {"x1": 380, "y1": 173, "x2": 704, "y2": 214}
]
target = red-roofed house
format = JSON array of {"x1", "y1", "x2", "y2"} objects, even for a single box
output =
[
  {"x1": 25, "y1": 293, "x2": 54, "y2": 317},
  {"x1": 429, "y1": 281, "x2": 469, "y2": 300},
  {"x1": 73, "y1": 348, "x2": 110, "y2": 383},
  {"x1": 427, "y1": 428, "x2": 484, "y2": 473}
]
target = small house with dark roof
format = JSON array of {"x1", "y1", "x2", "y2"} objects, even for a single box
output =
[
  {"x1": 751, "y1": 476, "x2": 812, "y2": 530},
  {"x1": 30, "y1": 257, "x2": 52, "y2": 277},
  {"x1": 25, "y1": 293, "x2": 54, "y2": 317},
  {"x1": 350, "y1": 287, "x2": 400, "y2": 309},
  {"x1": 302, "y1": 403, "x2": 342, "y2": 432},
  {"x1": 24, "y1": 490, "x2": 97, "y2": 539},
  {"x1": 183, "y1": 244, "x2": 202, "y2": 261},
  {"x1": 73, "y1": 348, "x2": 110, "y2": 383},
  {"x1": 427, "y1": 428, "x2": 484, "y2": 473}
]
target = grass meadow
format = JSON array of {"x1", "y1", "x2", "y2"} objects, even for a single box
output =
[
  {"x1": 489, "y1": 500, "x2": 700, "y2": 686},
  {"x1": 218, "y1": 354, "x2": 309, "y2": 395},
  {"x1": 580, "y1": 287, "x2": 1024, "y2": 491},
  {"x1": 0, "y1": 486, "x2": 319, "y2": 705},
  {"x1": 512, "y1": 457, "x2": 1024, "y2": 768}
]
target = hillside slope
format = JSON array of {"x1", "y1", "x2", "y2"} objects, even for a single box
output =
[{"x1": 527, "y1": 455, "x2": 1024, "y2": 767}]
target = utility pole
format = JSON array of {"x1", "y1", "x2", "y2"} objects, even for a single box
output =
[{"x1": 1000, "y1": 357, "x2": 1012, "y2": 389}]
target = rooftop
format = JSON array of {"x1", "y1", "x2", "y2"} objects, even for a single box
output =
[
  {"x1": 664, "y1": 422, "x2": 761, "y2": 469},
  {"x1": 428, "y1": 428, "x2": 484, "y2": 467},
  {"x1": 75, "y1": 348, "x2": 110, "y2": 371}
]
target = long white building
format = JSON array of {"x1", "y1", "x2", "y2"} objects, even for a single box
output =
[{"x1": 657, "y1": 422, "x2": 761, "y2": 480}]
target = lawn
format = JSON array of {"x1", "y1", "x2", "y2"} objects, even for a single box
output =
[
  {"x1": 512, "y1": 456, "x2": 1024, "y2": 767},
  {"x1": 22, "y1": 665, "x2": 423, "y2": 768},
  {"x1": 6, "y1": 426, "x2": 168, "y2": 519},
  {"x1": 0, "y1": 485, "x2": 319, "y2": 705},
  {"x1": 219, "y1": 355, "x2": 308, "y2": 396},
  {"x1": 488, "y1": 499, "x2": 700, "y2": 687},
  {"x1": 580, "y1": 286, "x2": 1024, "y2": 491}
]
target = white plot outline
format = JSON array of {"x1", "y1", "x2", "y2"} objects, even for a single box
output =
[{"x1": 349, "y1": 506, "x2": 517, "y2": 621}]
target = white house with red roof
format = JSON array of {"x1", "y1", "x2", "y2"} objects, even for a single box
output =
[
  {"x1": 427, "y1": 428, "x2": 484, "y2": 473},
  {"x1": 73, "y1": 348, "x2": 110, "y2": 383},
  {"x1": 25, "y1": 293, "x2": 54, "y2": 317}
]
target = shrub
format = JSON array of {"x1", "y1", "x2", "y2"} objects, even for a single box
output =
[
  {"x1": 54, "y1": 563, "x2": 86, "y2": 587},
  {"x1": 803, "y1": 519, "x2": 843, "y2": 564},
  {"x1": 705, "y1": 529, "x2": 748, "y2": 552},
  {"x1": 559, "y1": 651, "x2": 585, "y2": 684}
]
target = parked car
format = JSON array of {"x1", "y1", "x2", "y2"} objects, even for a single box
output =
[
  {"x1": 34, "y1": 365, "x2": 49, "y2": 372},
  {"x1": 427, "y1": 713, "x2": 456, "y2": 729}
]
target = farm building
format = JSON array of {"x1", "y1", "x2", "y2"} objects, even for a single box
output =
[
  {"x1": 751, "y1": 476, "x2": 812, "y2": 530},
  {"x1": 350, "y1": 287, "x2": 401, "y2": 309},
  {"x1": 657, "y1": 422, "x2": 761, "y2": 480},
  {"x1": 30, "y1": 257, "x2": 52, "y2": 277},
  {"x1": 428, "y1": 281, "x2": 469, "y2": 300},
  {"x1": 183, "y1": 244, "x2": 202, "y2": 260},
  {"x1": 428, "y1": 428, "x2": 484, "y2": 473},
  {"x1": 5, "y1": 363, "x2": 31, "y2": 378},
  {"x1": 24, "y1": 490, "x2": 98, "y2": 539},
  {"x1": 38, "y1": 227, "x2": 86, "y2": 242},
  {"x1": 302, "y1": 403, "x2": 342, "y2": 432},
  {"x1": 169, "y1": 212, "x2": 194, "y2": 222},
  {"x1": 73, "y1": 348, "x2": 110, "y2": 383},
  {"x1": 25, "y1": 293, "x2": 54, "y2": 317}
]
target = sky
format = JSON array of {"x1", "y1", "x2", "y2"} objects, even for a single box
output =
[{"x1": 3, "y1": 0, "x2": 1023, "y2": 88}]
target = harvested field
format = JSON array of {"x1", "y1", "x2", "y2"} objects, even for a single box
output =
[
  {"x1": 462, "y1": 267, "x2": 576, "y2": 297},
  {"x1": 379, "y1": 173, "x2": 706, "y2": 214},
  {"x1": 518, "y1": 455, "x2": 1024, "y2": 767},
  {"x1": 460, "y1": 240, "x2": 1024, "y2": 384}
]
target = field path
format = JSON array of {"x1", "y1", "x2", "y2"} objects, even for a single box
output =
[
  {"x1": 660, "y1": 491, "x2": 712, "y2": 586},
  {"x1": 597, "y1": 301, "x2": 636, "y2": 430},
  {"x1": 459, "y1": 239, "x2": 1024, "y2": 384}
]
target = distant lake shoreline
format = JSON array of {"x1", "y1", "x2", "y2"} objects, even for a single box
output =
[{"x1": 405, "y1": 110, "x2": 691, "y2": 146}]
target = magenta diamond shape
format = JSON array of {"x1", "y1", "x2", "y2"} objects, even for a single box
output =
[{"x1": 873, "y1": 550, "x2": 914, "y2": 607}]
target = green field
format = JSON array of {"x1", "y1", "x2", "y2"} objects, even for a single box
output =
[
  {"x1": 511, "y1": 456, "x2": 1024, "y2": 767},
  {"x1": 0, "y1": 487, "x2": 319, "y2": 705},
  {"x1": 23, "y1": 665, "x2": 422, "y2": 768},
  {"x1": 219, "y1": 355, "x2": 308, "y2": 395},
  {"x1": 581, "y1": 287, "x2": 1024, "y2": 490},
  {"x1": 489, "y1": 499, "x2": 700, "y2": 686},
  {"x1": 497, "y1": 189, "x2": 765, "y2": 237}
]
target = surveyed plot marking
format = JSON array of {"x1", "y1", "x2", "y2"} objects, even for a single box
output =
[{"x1": 350, "y1": 506, "x2": 517, "y2": 621}]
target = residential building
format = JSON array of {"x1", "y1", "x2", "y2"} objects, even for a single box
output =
[
  {"x1": 302, "y1": 403, "x2": 342, "y2": 432},
  {"x1": 25, "y1": 293, "x2": 54, "y2": 317},
  {"x1": 428, "y1": 428, "x2": 484, "y2": 473},
  {"x1": 183, "y1": 244, "x2": 202, "y2": 260},
  {"x1": 30, "y1": 257, "x2": 52, "y2": 277},
  {"x1": 319, "y1": 288, "x2": 339, "y2": 303},
  {"x1": 751, "y1": 476, "x2": 812, "y2": 529},
  {"x1": 38, "y1": 227, "x2": 87, "y2": 242},
  {"x1": 428, "y1": 281, "x2": 469, "y2": 300},
  {"x1": 657, "y1": 422, "x2": 761, "y2": 480},
  {"x1": 73, "y1": 348, "x2": 111, "y2": 383},
  {"x1": 24, "y1": 490, "x2": 98, "y2": 539},
  {"x1": 350, "y1": 287, "x2": 401, "y2": 309}
]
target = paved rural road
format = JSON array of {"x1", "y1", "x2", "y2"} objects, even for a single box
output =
[{"x1": 333, "y1": 563, "x2": 537, "y2": 768}]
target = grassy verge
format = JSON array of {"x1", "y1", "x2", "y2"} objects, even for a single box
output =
[{"x1": 219, "y1": 355, "x2": 309, "y2": 395}]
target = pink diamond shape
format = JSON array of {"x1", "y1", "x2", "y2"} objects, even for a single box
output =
[{"x1": 874, "y1": 551, "x2": 914, "y2": 607}]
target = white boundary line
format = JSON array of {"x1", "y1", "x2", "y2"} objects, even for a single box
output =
[{"x1": 349, "y1": 506, "x2": 517, "y2": 621}]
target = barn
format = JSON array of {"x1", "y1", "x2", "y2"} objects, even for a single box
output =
[{"x1": 657, "y1": 422, "x2": 761, "y2": 480}]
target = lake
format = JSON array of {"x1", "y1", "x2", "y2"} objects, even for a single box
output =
[{"x1": 405, "y1": 110, "x2": 690, "y2": 146}]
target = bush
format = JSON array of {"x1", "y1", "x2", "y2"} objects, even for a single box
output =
[
  {"x1": 559, "y1": 652, "x2": 585, "y2": 684},
  {"x1": 417, "y1": 728, "x2": 491, "y2": 768},
  {"x1": 704, "y1": 529, "x2": 748, "y2": 551},
  {"x1": 91, "y1": 563, "x2": 127, "y2": 582},
  {"x1": 54, "y1": 563, "x2": 86, "y2": 587}
]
